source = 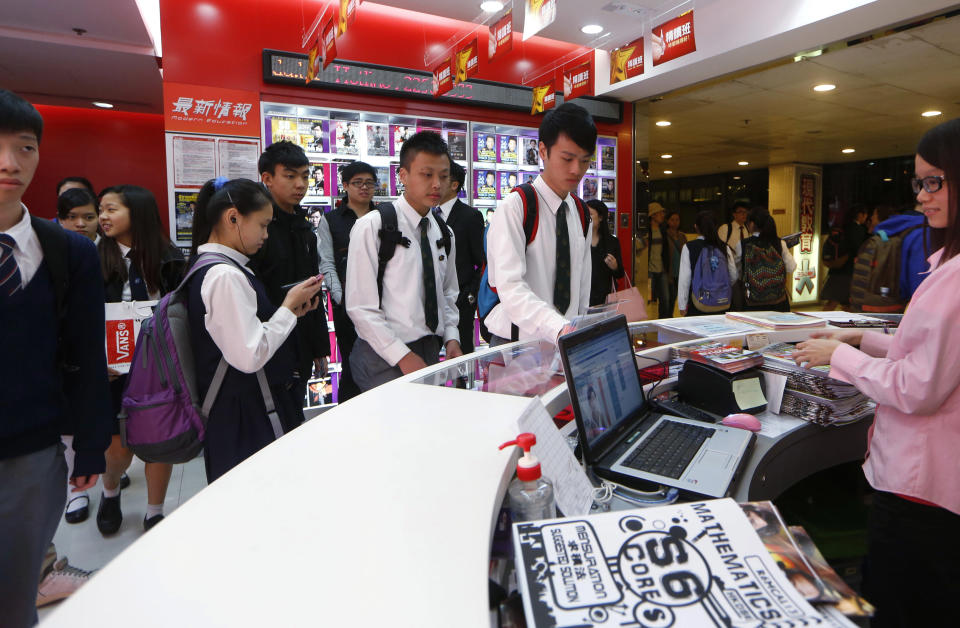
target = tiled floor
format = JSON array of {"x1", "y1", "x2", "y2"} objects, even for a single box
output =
[{"x1": 38, "y1": 456, "x2": 208, "y2": 621}]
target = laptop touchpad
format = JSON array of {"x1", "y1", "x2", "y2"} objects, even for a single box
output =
[{"x1": 697, "y1": 450, "x2": 732, "y2": 470}]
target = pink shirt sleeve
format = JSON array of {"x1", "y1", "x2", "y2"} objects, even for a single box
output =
[
  {"x1": 859, "y1": 330, "x2": 893, "y2": 357},
  {"x1": 829, "y1": 311, "x2": 960, "y2": 415}
]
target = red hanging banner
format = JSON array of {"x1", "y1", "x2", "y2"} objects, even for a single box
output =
[
  {"x1": 433, "y1": 57, "x2": 453, "y2": 97},
  {"x1": 322, "y1": 17, "x2": 338, "y2": 70},
  {"x1": 305, "y1": 33, "x2": 321, "y2": 84},
  {"x1": 563, "y1": 60, "x2": 593, "y2": 100},
  {"x1": 531, "y1": 81, "x2": 555, "y2": 115},
  {"x1": 651, "y1": 10, "x2": 696, "y2": 66},
  {"x1": 610, "y1": 37, "x2": 644, "y2": 84},
  {"x1": 338, "y1": 0, "x2": 360, "y2": 36},
  {"x1": 454, "y1": 37, "x2": 480, "y2": 84},
  {"x1": 488, "y1": 10, "x2": 513, "y2": 61}
]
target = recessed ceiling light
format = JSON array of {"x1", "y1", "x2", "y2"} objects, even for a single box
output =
[
  {"x1": 92, "y1": 101, "x2": 114, "y2": 108},
  {"x1": 813, "y1": 84, "x2": 836, "y2": 92},
  {"x1": 883, "y1": 178, "x2": 893, "y2": 182},
  {"x1": 655, "y1": 120, "x2": 671, "y2": 127},
  {"x1": 738, "y1": 161, "x2": 749, "y2": 166},
  {"x1": 480, "y1": 1, "x2": 504, "y2": 12},
  {"x1": 733, "y1": 176, "x2": 742, "y2": 180},
  {"x1": 581, "y1": 24, "x2": 604, "y2": 35},
  {"x1": 661, "y1": 154, "x2": 672, "y2": 159},
  {"x1": 921, "y1": 110, "x2": 942, "y2": 117},
  {"x1": 841, "y1": 148, "x2": 855, "y2": 154},
  {"x1": 663, "y1": 170, "x2": 673, "y2": 174}
]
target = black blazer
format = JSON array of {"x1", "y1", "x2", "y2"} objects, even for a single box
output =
[{"x1": 445, "y1": 199, "x2": 486, "y2": 307}]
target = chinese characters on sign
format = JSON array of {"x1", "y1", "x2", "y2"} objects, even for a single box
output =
[
  {"x1": 338, "y1": 0, "x2": 359, "y2": 36},
  {"x1": 432, "y1": 57, "x2": 453, "y2": 97},
  {"x1": 531, "y1": 81, "x2": 555, "y2": 115},
  {"x1": 651, "y1": 10, "x2": 696, "y2": 66},
  {"x1": 563, "y1": 60, "x2": 593, "y2": 100},
  {"x1": 488, "y1": 10, "x2": 513, "y2": 61},
  {"x1": 610, "y1": 37, "x2": 644, "y2": 84},
  {"x1": 322, "y1": 17, "x2": 337, "y2": 70},
  {"x1": 454, "y1": 37, "x2": 479, "y2": 84},
  {"x1": 523, "y1": 0, "x2": 557, "y2": 41},
  {"x1": 794, "y1": 172, "x2": 820, "y2": 300},
  {"x1": 164, "y1": 83, "x2": 260, "y2": 137}
]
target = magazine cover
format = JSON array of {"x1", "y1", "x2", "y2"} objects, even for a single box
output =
[
  {"x1": 726, "y1": 311, "x2": 826, "y2": 330},
  {"x1": 475, "y1": 169, "x2": 497, "y2": 200},
  {"x1": 789, "y1": 526, "x2": 875, "y2": 617},
  {"x1": 522, "y1": 137, "x2": 540, "y2": 167},
  {"x1": 601, "y1": 178, "x2": 616, "y2": 203},
  {"x1": 174, "y1": 191, "x2": 196, "y2": 242},
  {"x1": 333, "y1": 121, "x2": 359, "y2": 155},
  {"x1": 514, "y1": 498, "x2": 835, "y2": 627},
  {"x1": 589, "y1": 150, "x2": 598, "y2": 171},
  {"x1": 389, "y1": 164, "x2": 405, "y2": 197},
  {"x1": 498, "y1": 134, "x2": 518, "y2": 164},
  {"x1": 270, "y1": 116, "x2": 299, "y2": 145},
  {"x1": 306, "y1": 162, "x2": 328, "y2": 198},
  {"x1": 600, "y1": 144, "x2": 615, "y2": 170},
  {"x1": 447, "y1": 131, "x2": 467, "y2": 161},
  {"x1": 373, "y1": 166, "x2": 390, "y2": 197},
  {"x1": 390, "y1": 124, "x2": 414, "y2": 156},
  {"x1": 475, "y1": 132, "x2": 497, "y2": 162},
  {"x1": 499, "y1": 171, "x2": 518, "y2": 198},
  {"x1": 520, "y1": 171, "x2": 538, "y2": 185},
  {"x1": 365, "y1": 123, "x2": 389, "y2": 156},
  {"x1": 300, "y1": 119, "x2": 327, "y2": 153},
  {"x1": 581, "y1": 176, "x2": 598, "y2": 201}
]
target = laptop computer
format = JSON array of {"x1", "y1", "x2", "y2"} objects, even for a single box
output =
[{"x1": 558, "y1": 315, "x2": 755, "y2": 498}]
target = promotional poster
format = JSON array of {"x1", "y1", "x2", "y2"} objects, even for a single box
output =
[
  {"x1": 498, "y1": 134, "x2": 518, "y2": 164},
  {"x1": 523, "y1": 0, "x2": 557, "y2": 41},
  {"x1": 600, "y1": 144, "x2": 615, "y2": 171},
  {"x1": 307, "y1": 162, "x2": 328, "y2": 198},
  {"x1": 365, "y1": 123, "x2": 389, "y2": 156},
  {"x1": 475, "y1": 132, "x2": 497, "y2": 162},
  {"x1": 563, "y1": 60, "x2": 593, "y2": 100},
  {"x1": 390, "y1": 164, "x2": 405, "y2": 196},
  {"x1": 652, "y1": 10, "x2": 697, "y2": 66},
  {"x1": 374, "y1": 166, "x2": 390, "y2": 197},
  {"x1": 334, "y1": 120, "x2": 359, "y2": 155},
  {"x1": 475, "y1": 169, "x2": 497, "y2": 199},
  {"x1": 610, "y1": 37, "x2": 644, "y2": 84},
  {"x1": 581, "y1": 176, "x2": 598, "y2": 201},
  {"x1": 447, "y1": 131, "x2": 467, "y2": 161},
  {"x1": 301, "y1": 119, "x2": 327, "y2": 153},
  {"x1": 488, "y1": 9, "x2": 513, "y2": 61},
  {"x1": 531, "y1": 82, "x2": 555, "y2": 115},
  {"x1": 391, "y1": 125, "x2": 414, "y2": 156},
  {"x1": 601, "y1": 178, "x2": 616, "y2": 203},
  {"x1": 433, "y1": 56, "x2": 453, "y2": 97},
  {"x1": 454, "y1": 37, "x2": 479, "y2": 84},
  {"x1": 499, "y1": 171, "x2": 518, "y2": 198},
  {"x1": 522, "y1": 137, "x2": 540, "y2": 167},
  {"x1": 174, "y1": 191, "x2": 197, "y2": 241}
]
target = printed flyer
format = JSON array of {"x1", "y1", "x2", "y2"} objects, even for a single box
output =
[
  {"x1": 476, "y1": 169, "x2": 497, "y2": 200},
  {"x1": 476, "y1": 132, "x2": 497, "y2": 162},
  {"x1": 514, "y1": 498, "x2": 834, "y2": 627},
  {"x1": 498, "y1": 134, "x2": 518, "y2": 164},
  {"x1": 522, "y1": 137, "x2": 540, "y2": 167},
  {"x1": 499, "y1": 171, "x2": 518, "y2": 198},
  {"x1": 447, "y1": 131, "x2": 467, "y2": 161}
]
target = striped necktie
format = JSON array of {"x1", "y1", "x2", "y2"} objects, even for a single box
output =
[
  {"x1": 419, "y1": 217, "x2": 439, "y2": 333},
  {"x1": 553, "y1": 201, "x2": 571, "y2": 313},
  {"x1": 0, "y1": 233, "x2": 23, "y2": 297}
]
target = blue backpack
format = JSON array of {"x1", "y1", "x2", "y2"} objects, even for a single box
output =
[
  {"x1": 690, "y1": 243, "x2": 732, "y2": 312},
  {"x1": 476, "y1": 183, "x2": 588, "y2": 342}
]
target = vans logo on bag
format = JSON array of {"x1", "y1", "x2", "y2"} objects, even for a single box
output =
[{"x1": 106, "y1": 319, "x2": 134, "y2": 364}]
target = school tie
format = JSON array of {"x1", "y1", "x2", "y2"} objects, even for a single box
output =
[
  {"x1": 419, "y1": 217, "x2": 439, "y2": 333},
  {"x1": 739, "y1": 225, "x2": 747, "y2": 241},
  {"x1": 126, "y1": 251, "x2": 150, "y2": 301},
  {"x1": 0, "y1": 234, "x2": 23, "y2": 297},
  {"x1": 554, "y1": 201, "x2": 571, "y2": 313}
]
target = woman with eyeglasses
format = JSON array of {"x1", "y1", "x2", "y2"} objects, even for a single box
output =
[
  {"x1": 316, "y1": 161, "x2": 378, "y2": 402},
  {"x1": 794, "y1": 118, "x2": 960, "y2": 627}
]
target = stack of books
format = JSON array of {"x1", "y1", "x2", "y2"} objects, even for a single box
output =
[
  {"x1": 726, "y1": 311, "x2": 828, "y2": 330},
  {"x1": 672, "y1": 340, "x2": 764, "y2": 374},
  {"x1": 760, "y1": 343, "x2": 873, "y2": 425}
]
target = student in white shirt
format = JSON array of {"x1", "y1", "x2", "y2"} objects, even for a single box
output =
[
  {"x1": 345, "y1": 131, "x2": 462, "y2": 391},
  {"x1": 188, "y1": 177, "x2": 321, "y2": 483},
  {"x1": 485, "y1": 102, "x2": 596, "y2": 344},
  {"x1": 718, "y1": 201, "x2": 750, "y2": 308},
  {"x1": 677, "y1": 210, "x2": 738, "y2": 316}
]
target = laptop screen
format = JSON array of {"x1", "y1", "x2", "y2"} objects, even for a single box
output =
[{"x1": 565, "y1": 323, "x2": 645, "y2": 447}]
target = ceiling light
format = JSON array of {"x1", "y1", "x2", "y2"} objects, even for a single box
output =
[
  {"x1": 663, "y1": 170, "x2": 673, "y2": 174},
  {"x1": 841, "y1": 148, "x2": 855, "y2": 154},
  {"x1": 883, "y1": 178, "x2": 893, "y2": 182},
  {"x1": 581, "y1": 24, "x2": 604, "y2": 35},
  {"x1": 813, "y1": 84, "x2": 836, "y2": 92},
  {"x1": 921, "y1": 110, "x2": 942, "y2": 117},
  {"x1": 661, "y1": 154, "x2": 672, "y2": 159},
  {"x1": 480, "y1": 1, "x2": 504, "y2": 12},
  {"x1": 738, "y1": 161, "x2": 749, "y2": 166},
  {"x1": 655, "y1": 120, "x2": 671, "y2": 127},
  {"x1": 733, "y1": 176, "x2": 741, "y2": 180},
  {"x1": 92, "y1": 102, "x2": 114, "y2": 108}
]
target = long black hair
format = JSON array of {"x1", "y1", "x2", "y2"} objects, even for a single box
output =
[
  {"x1": 916, "y1": 117, "x2": 960, "y2": 264},
  {"x1": 98, "y1": 185, "x2": 169, "y2": 295},
  {"x1": 587, "y1": 199, "x2": 616, "y2": 255},
  {"x1": 191, "y1": 178, "x2": 273, "y2": 257},
  {"x1": 747, "y1": 207, "x2": 780, "y2": 248},
  {"x1": 694, "y1": 210, "x2": 730, "y2": 260}
]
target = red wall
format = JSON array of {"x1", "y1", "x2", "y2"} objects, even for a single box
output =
[{"x1": 23, "y1": 106, "x2": 167, "y2": 227}]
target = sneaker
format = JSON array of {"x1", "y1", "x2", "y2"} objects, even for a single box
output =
[
  {"x1": 143, "y1": 514, "x2": 164, "y2": 531},
  {"x1": 96, "y1": 493, "x2": 122, "y2": 535},
  {"x1": 119, "y1": 473, "x2": 131, "y2": 490},
  {"x1": 64, "y1": 493, "x2": 89, "y2": 524},
  {"x1": 36, "y1": 557, "x2": 94, "y2": 607}
]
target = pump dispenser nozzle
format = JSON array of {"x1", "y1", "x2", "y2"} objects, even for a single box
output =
[{"x1": 499, "y1": 432, "x2": 542, "y2": 482}]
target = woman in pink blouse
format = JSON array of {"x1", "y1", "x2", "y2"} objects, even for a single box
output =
[{"x1": 795, "y1": 118, "x2": 960, "y2": 627}]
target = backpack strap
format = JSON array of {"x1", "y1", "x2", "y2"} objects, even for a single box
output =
[
  {"x1": 569, "y1": 194, "x2": 590, "y2": 237},
  {"x1": 514, "y1": 183, "x2": 539, "y2": 245},
  {"x1": 31, "y1": 217, "x2": 69, "y2": 321},
  {"x1": 375, "y1": 202, "x2": 411, "y2": 305},
  {"x1": 432, "y1": 210, "x2": 452, "y2": 257}
]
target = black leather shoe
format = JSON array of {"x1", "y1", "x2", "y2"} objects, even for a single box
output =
[
  {"x1": 143, "y1": 514, "x2": 164, "y2": 531},
  {"x1": 64, "y1": 495, "x2": 89, "y2": 524},
  {"x1": 96, "y1": 493, "x2": 122, "y2": 535},
  {"x1": 119, "y1": 473, "x2": 131, "y2": 490}
]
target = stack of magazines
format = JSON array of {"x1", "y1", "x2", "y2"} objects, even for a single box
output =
[
  {"x1": 672, "y1": 340, "x2": 764, "y2": 373},
  {"x1": 761, "y1": 343, "x2": 874, "y2": 425},
  {"x1": 726, "y1": 310, "x2": 828, "y2": 330}
]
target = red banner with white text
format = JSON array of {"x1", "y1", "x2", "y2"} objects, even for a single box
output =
[
  {"x1": 610, "y1": 37, "x2": 644, "y2": 84},
  {"x1": 563, "y1": 60, "x2": 593, "y2": 100},
  {"x1": 651, "y1": 10, "x2": 696, "y2": 66},
  {"x1": 322, "y1": 17, "x2": 337, "y2": 70},
  {"x1": 488, "y1": 10, "x2": 513, "y2": 61},
  {"x1": 454, "y1": 37, "x2": 479, "y2": 84},
  {"x1": 433, "y1": 57, "x2": 453, "y2": 97},
  {"x1": 531, "y1": 81, "x2": 555, "y2": 115}
]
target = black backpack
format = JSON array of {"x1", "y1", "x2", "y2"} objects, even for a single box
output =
[
  {"x1": 821, "y1": 225, "x2": 848, "y2": 269},
  {"x1": 375, "y1": 202, "x2": 451, "y2": 304}
]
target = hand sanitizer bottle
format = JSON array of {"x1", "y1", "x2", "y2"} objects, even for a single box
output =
[{"x1": 499, "y1": 433, "x2": 556, "y2": 522}]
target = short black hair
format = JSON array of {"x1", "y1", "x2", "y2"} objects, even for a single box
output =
[
  {"x1": 0, "y1": 89, "x2": 43, "y2": 142},
  {"x1": 258, "y1": 140, "x2": 309, "y2": 175},
  {"x1": 399, "y1": 130, "x2": 449, "y2": 170},
  {"x1": 539, "y1": 102, "x2": 597, "y2": 154},
  {"x1": 56, "y1": 176, "x2": 95, "y2": 197},
  {"x1": 339, "y1": 160, "x2": 377, "y2": 184},
  {"x1": 57, "y1": 187, "x2": 97, "y2": 219},
  {"x1": 449, "y1": 160, "x2": 466, "y2": 192},
  {"x1": 732, "y1": 201, "x2": 750, "y2": 213}
]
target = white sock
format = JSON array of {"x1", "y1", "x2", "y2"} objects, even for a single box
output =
[
  {"x1": 66, "y1": 491, "x2": 89, "y2": 512},
  {"x1": 61, "y1": 435, "x2": 77, "y2": 477},
  {"x1": 146, "y1": 503, "x2": 164, "y2": 518},
  {"x1": 103, "y1": 485, "x2": 121, "y2": 499}
]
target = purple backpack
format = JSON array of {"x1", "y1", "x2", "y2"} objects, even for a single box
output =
[{"x1": 119, "y1": 253, "x2": 284, "y2": 464}]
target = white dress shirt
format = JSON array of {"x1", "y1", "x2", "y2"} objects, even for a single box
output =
[
  {"x1": 677, "y1": 236, "x2": 739, "y2": 312},
  {"x1": 197, "y1": 243, "x2": 297, "y2": 374},
  {"x1": 1, "y1": 205, "x2": 43, "y2": 286},
  {"x1": 315, "y1": 215, "x2": 342, "y2": 305},
  {"x1": 116, "y1": 241, "x2": 160, "y2": 301},
  {"x1": 436, "y1": 196, "x2": 458, "y2": 222},
  {"x1": 345, "y1": 194, "x2": 460, "y2": 366},
  {"x1": 719, "y1": 221, "x2": 748, "y2": 267},
  {"x1": 485, "y1": 175, "x2": 592, "y2": 343}
]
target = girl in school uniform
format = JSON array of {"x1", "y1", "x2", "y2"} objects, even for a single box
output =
[
  {"x1": 795, "y1": 118, "x2": 960, "y2": 626},
  {"x1": 189, "y1": 177, "x2": 321, "y2": 483},
  {"x1": 676, "y1": 210, "x2": 738, "y2": 317},
  {"x1": 738, "y1": 208, "x2": 796, "y2": 312},
  {"x1": 97, "y1": 185, "x2": 185, "y2": 533}
]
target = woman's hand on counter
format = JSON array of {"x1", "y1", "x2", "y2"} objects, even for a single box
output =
[
  {"x1": 793, "y1": 338, "x2": 843, "y2": 368},
  {"x1": 809, "y1": 329, "x2": 865, "y2": 347}
]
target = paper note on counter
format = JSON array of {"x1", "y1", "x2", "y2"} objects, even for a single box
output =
[{"x1": 518, "y1": 398, "x2": 595, "y2": 516}]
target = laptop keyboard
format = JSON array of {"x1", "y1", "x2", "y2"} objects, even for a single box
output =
[{"x1": 623, "y1": 421, "x2": 716, "y2": 479}]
